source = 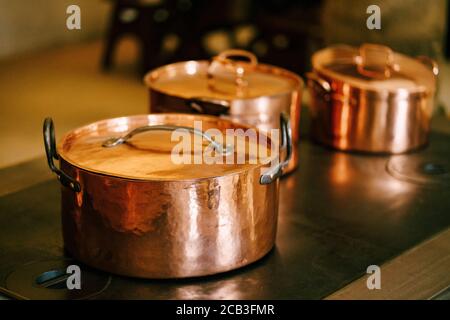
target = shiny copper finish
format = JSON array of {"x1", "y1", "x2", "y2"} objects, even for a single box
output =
[
  {"x1": 144, "y1": 51, "x2": 303, "y2": 173},
  {"x1": 307, "y1": 44, "x2": 438, "y2": 153},
  {"x1": 60, "y1": 160, "x2": 278, "y2": 279},
  {"x1": 51, "y1": 114, "x2": 280, "y2": 278}
]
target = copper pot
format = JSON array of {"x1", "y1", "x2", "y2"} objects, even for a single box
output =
[
  {"x1": 306, "y1": 44, "x2": 439, "y2": 153},
  {"x1": 144, "y1": 49, "x2": 303, "y2": 173},
  {"x1": 43, "y1": 113, "x2": 291, "y2": 278}
]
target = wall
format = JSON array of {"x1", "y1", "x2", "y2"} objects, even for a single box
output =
[
  {"x1": 321, "y1": 0, "x2": 448, "y2": 58},
  {"x1": 0, "y1": 0, "x2": 110, "y2": 59}
]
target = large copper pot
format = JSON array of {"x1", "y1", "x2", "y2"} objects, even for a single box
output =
[
  {"x1": 144, "y1": 49, "x2": 303, "y2": 173},
  {"x1": 306, "y1": 44, "x2": 439, "y2": 153},
  {"x1": 43, "y1": 113, "x2": 291, "y2": 278}
]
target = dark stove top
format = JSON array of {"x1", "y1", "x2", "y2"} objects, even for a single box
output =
[{"x1": 1, "y1": 133, "x2": 449, "y2": 299}]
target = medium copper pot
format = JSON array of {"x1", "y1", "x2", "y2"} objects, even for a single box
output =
[
  {"x1": 43, "y1": 113, "x2": 291, "y2": 278},
  {"x1": 144, "y1": 49, "x2": 303, "y2": 173},
  {"x1": 307, "y1": 44, "x2": 439, "y2": 153}
]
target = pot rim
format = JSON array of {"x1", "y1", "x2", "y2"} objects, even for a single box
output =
[
  {"x1": 311, "y1": 44, "x2": 437, "y2": 95},
  {"x1": 143, "y1": 59, "x2": 304, "y2": 101},
  {"x1": 57, "y1": 113, "x2": 277, "y2": 183},
  {"x1": 60, "y1": 156, "x2": 271, "y2": 183},
  {"x1": 311, "y1": 69, "x2": 435, "y2": 98}
]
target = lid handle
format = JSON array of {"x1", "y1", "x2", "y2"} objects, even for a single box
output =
[
  {"x1": 208, "y1": 49, "x2": 258, "y2": 97},
  {"x1": 214, "y1": 49, "x2": 258, "y2": 67},
  {"x1": 357, "y1": 44, "x2": 394, "y2": 79},
  {"x1": 102, "y1": 124, "x2": 233, "y2": 155}
]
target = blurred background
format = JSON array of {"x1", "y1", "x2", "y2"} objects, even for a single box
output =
[{"x1": 0, "y1": 0, "x2": 449, "y2": 169}]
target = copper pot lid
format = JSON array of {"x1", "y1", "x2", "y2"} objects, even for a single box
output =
[
  {"x1": 57, "y1": 114, "x2": 274, "y2": 181},
  {"x1": 144, "y1": 49, "x2": 301, "y2": 100},
  {"x1": 312, "y1": 44, "x2": 438, "y2": 94}
]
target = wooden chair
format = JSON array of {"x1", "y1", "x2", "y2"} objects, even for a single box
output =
[{"x1": 102, "y1": 0, "x2": 177, "y2": 74}]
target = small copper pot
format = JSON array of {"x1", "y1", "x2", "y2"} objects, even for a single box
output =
[
  {"x1": 144, "y1": 49, "x2": 303, "y2": 173},
  {"x1": 43, "y1": 113, "x2": 291, "y2": 278},
  {"x1": 307, "y1": 44, "x2": 439, "y2": 153}
]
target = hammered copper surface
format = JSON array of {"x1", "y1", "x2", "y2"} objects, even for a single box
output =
[
  {"x1": 53, "y1": 114, "x2": 280, "y2": 278},
  {"x1": 308, "y1": 74, "x2": 433, "y2": 153},
  {"x1": 60, "y1": 160, "x2": 278, "y2": 278}
]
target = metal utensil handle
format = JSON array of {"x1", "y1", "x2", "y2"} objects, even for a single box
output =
[
  {"x1": 215, "y1": 49, "x2": 258, "y2": 67},
  {"x1": 102, "y1": 124, "x2": 233, "y2": 155},
  {"x1": 187, "y1": 97, "x2": 230, "y2": 116},
  {"x1": 208, "y1": 49, "x2": 258, "y2": 96},
  {"x1": 416, "y1": 56, "x2": 439, "y2": 77},
  {"x1": 43, "y1": 118, "x2": 81, "y2": 192},
  {"x1": 259, "y1": 112, "x2": 292, "y2": 185},
  {"x1": 357, "y1": 43, "x2": 394, "y2": 79},
  {"x1": 306, "y1": 72, "x2": 331, "y2": 93}
]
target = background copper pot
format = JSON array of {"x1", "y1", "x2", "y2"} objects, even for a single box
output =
[
  {"x1": 43, "y1": 113, "x2": 291, "y2": 278},
  {"x1": 144, "y1": 49, "x2": 303, "y2": 173},
  {"x1": 307, "y1": 44, "x2": 439, "y2": 153}
]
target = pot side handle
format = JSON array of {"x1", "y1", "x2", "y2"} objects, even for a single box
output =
[
  {"x1": 305, "y1": 72, "x2": 331, "y2": 93},
  {"x1": 260, "y1": 112, "x2": 292, "y2": 185},
  {"x1": 416, "y1": 56, "x2": 439, "y2": 77},
  {"x1": 43, "y1": 118, "x2": 81, "y2": 192},
  {"x1": 187, "y1": 97, "x2": 230, "y2": 116}
]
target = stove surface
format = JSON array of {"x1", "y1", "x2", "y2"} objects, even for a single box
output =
[{"x1": 1, "y1": 133, "x2": 449, "y2": 299}]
